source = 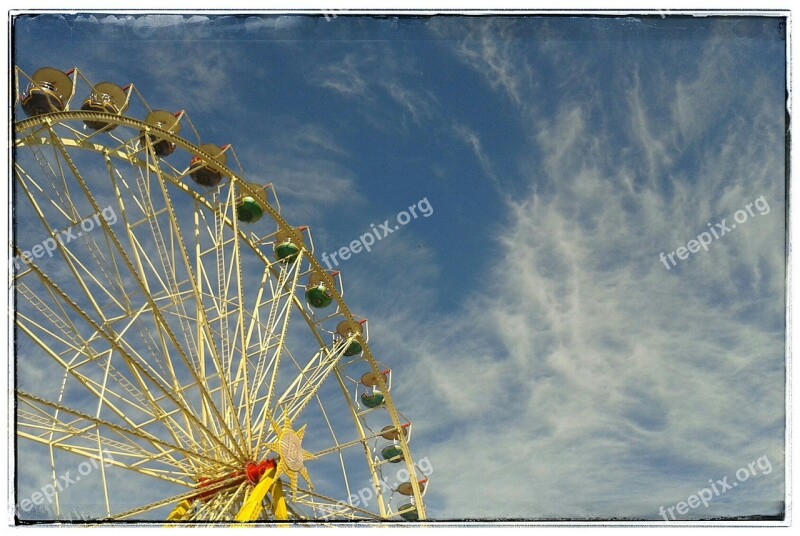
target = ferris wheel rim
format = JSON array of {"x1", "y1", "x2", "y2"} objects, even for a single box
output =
[{"x1": 15, "y1": 111, "x2": 362, "y2": 334}]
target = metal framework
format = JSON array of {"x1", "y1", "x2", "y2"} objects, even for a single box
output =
[{"x1": 12, "y1": 67, "x2": 427, "y2": 522}]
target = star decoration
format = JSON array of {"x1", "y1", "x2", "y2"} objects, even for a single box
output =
[{"x1": 264, "y1": 413, "x2": 315, "y2": 497}]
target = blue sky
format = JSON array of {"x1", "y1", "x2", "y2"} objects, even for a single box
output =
[{"x1": 11, "y1": 13, "x2": 786, "y2": 520}]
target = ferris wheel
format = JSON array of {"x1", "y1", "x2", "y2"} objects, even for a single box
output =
[{"x1": 11, "y1": 66, "x2": 428, "y2": 522}]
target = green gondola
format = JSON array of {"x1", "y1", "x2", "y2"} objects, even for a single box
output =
[
  {"x1": 343, "y1": 340, "x2": 362, "y2": 356},
  {"x1": 305, "y1": 272, "x2": 333, "y2": 308},
  {"x1": 236, "y1": 196, "x2": 263, "y2": 223},
  {"x1": 273, "y1": 228, "x2": 303, "y2": 263},
  {"x1": 306, "y1": 283, "x2": 332, "y2": 308},
  {"x1": 361, "y1": 391, "x2": 384, "y2": 408},
  {"x1": 336, "y1": 319, "x2": 363, "y2": 356},
  {"x1": 381, "y1": 445, "x2": 404, "y2": 462}
]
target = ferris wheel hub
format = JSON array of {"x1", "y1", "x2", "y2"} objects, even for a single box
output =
[{"x1": 245, "y1": 459, "x2": 277, "y2": 485}]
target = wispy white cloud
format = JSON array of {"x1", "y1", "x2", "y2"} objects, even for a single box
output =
[
  {"x1": 429, "y1": 17, "x2": 535, "y2": 109},
  {"x1": 627, "y1": 72, "x2": 675, "y2": 187},
  {"x1": 313, "y1": 54, "x2": 370, "y2": 97},
  {"x1": 380, "y1": 81, "x2": 437, "y2": 125},
  {"x1": 236, "y1": 118, "x2": 364, "y2": 225},
  {"x1": 138, "y1": 44, "x2": 233, "y2": 114},
  {"x1": 310, "y1": 52, "x2": 438, "y2": 127},
  {"x1": 452, "y1": 123, "x2": 502, "y2": 195}
]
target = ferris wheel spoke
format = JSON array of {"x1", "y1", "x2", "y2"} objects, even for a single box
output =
[
  {"x1": 138, "y1": 147, "x2": 208, "y2": 375},
  {"x1": 195, "y1": 198, "x2": 236, "y2": 431},
  {"x1": 14, "y1": 170, "x2": 122, "y2": 322},
  {"x1": 14, "y1": 301, "x2": 210, "y2": 468},
  {"x1": 188, "y1": 484, "x2": 243, "y2": 521},
  {"x1": 16, "y1": 316, "x2": 159, "y2": 427},
  {"x1": 200, "y1": 183, "x2": 255, "y2": 449},
  {"x1": 17, "y1": 391, "x2": 222, "y2": 475},
  {"x1": 46, "y1": 135, "x2": 246, "y2": 462},
  {"x1": 20, "y1": 286, "x2": 203, "y2": 462},
  {"x1": 41, "y1": 127, "x2": 84, "y2": 223},
  {"x1": 140, "y1": 142, "x2": 249, "y2": 455},
  {"x1": 17, "y1": 274, "x2": 198, "y2": 438},
  {"x1": 308, "y1": 385, "x2": 360, "y2": 504},
  {"x1": 21, "y1": 259, "x2": 242, "y2": 464},
  {"x1": 104, "y1": 140, "x2": 254, "y2": 459},
  {"x1": 224, "y1": 182, "x2": 254, "y2": 446},
  {"x1": 239, "y1": 265, "x2": 273, "y2": 411},
  {"x1": 90, "y1": 157, "x2": 143, "y2": 301},
  {"x1": 271, "y1": 337, "x2": 352, "y2": 428},
  {"x1": 104, "y1": 164, "x2": 200, "y2": 398},
  {"x1": 244, "y1": 259, "x2": 304, "y2": 452},
  {"x1": 16, "y1": 279, "x2": 87, "y2": 351},
  {"x1": 128, "y1": 162, "x2": 205, "y2": 376},
  {"x1": 287, "y1": 487, "x2": 381, "y2": 520},
  {"x1": 14, "y1": 161, "x2": 76, "y2": 226},
  {"x1": 308, "y1": 435, "x2": 375, "y2": 461},
  {"x1": 23, "y1": 139, "x2": 134, "y2": 311},
  {"x1": 19, "y1": 392, "x2": 191, "y2": 474},
  {"x1": 16, "y1": 280, "x2": 204, "y2": 455},
  {"x1": 19, "y1": 428, "x2": 194, "y2": 488},
  {"x1": 110, "y1": 486, "x2": 210, "y2": 521}
]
